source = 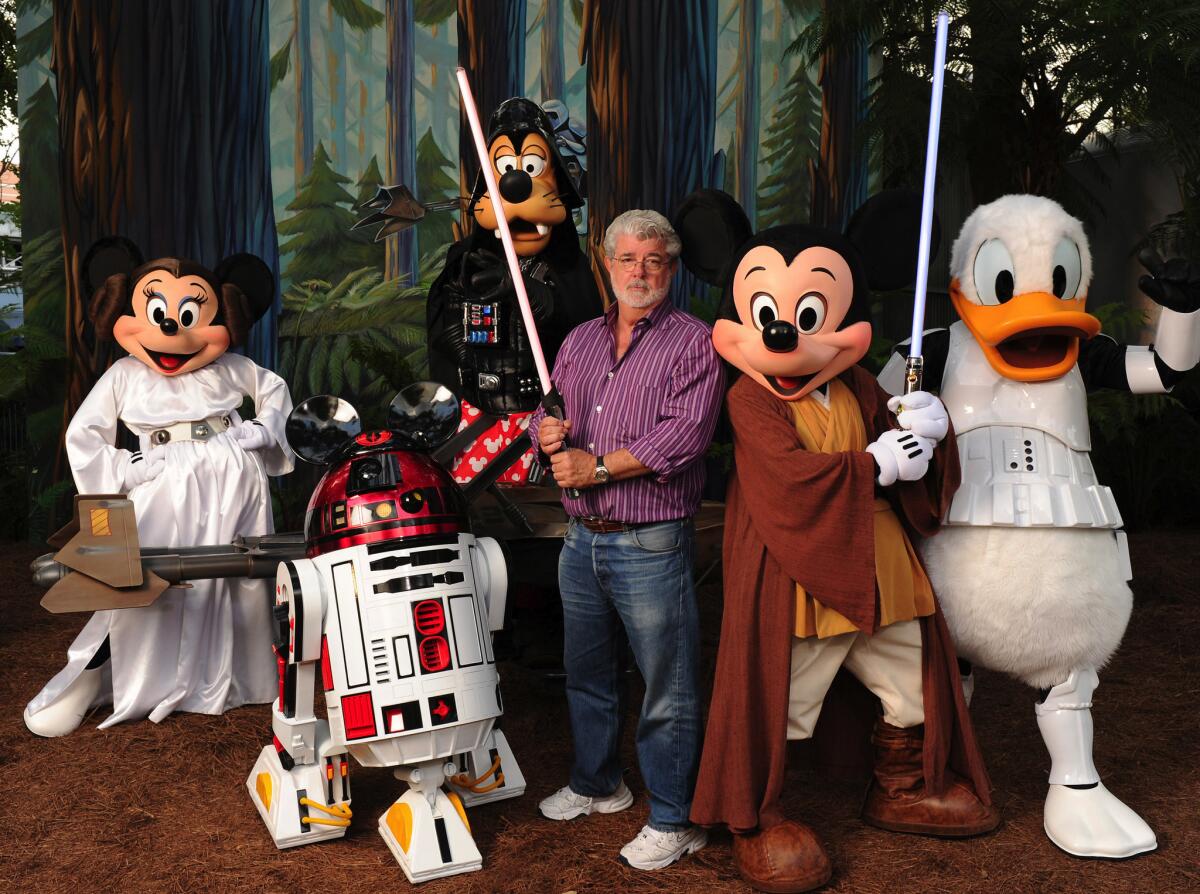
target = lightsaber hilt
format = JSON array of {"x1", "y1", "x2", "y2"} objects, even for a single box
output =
[
  {"x1": 541, "y1": 387, "x2": 581, "y2": 499},
  {"x1": 903, "y1": 354, "x2": 924, "y2": 396}
]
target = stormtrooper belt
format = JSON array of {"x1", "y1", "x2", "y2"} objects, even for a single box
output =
[{"x1": 148, "y1": 413, "x2": 235, "y2": 446}]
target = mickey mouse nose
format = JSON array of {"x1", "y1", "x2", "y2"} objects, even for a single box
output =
[
  {"x1": 499, "y1": 169, "x2": 533, "y2": 204},
  {"x1": 762, "y1": 320, "x2": 798, "y2": 352},
  {"x1": 160, "y1": 318, "x2": 179, "y2": 336}
]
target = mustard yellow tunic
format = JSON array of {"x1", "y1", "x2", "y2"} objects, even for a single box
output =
[{"x1": 791, "y1": 380, "x2": 935, "y2": 638}]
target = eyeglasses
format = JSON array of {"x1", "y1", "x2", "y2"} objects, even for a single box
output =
[{"x1": 612, "y1": 255, "x2": 670, "y2": 273}]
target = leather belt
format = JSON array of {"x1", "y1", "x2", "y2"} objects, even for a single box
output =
[
  {"x1": 574, "y1": 516, "x2": 655, "y2": 534},
  {"x1": 148, "y1": 413, "x2": 235, "y2": 446}
]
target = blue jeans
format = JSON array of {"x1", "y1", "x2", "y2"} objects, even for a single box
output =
[{"x1": 558, "y1": 517, "x2": 702, "y2": 831}]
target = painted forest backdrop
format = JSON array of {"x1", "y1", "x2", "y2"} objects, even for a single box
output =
[
  {"x1": 11, "y1": 1, "x2": 1198, "y2": 539},
  {"x1": 12, "y1": 0, "x2": 844, "y2": 537}
]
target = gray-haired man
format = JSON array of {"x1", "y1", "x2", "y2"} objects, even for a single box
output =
[{"x1": 528, "y1": 210, "x2": 724, "y2": 870}]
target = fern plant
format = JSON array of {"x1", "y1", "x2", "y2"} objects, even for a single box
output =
[{"x1": 278, "y1": 265, "x2": 431, "y2": 414}]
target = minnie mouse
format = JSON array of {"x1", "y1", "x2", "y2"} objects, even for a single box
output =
[
  {"x1": 675, "y1": 190, "x2": 996, "y2": 893},
  {"x1": 24, "y1": 239, "x2": 295, "y2": 737}
]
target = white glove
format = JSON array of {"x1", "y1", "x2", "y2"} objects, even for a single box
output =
[
  {"x1": 865, "y1": 429, "x2": 934, "y2": 486},
  {"x1": 229, "y1": 420, "x2": 275, "y2": 452},
  {"x1": 123, "y1": 447, "x2": 166, "y2": 491},
  {"x1": 886, "y1": 391, "x2": 949, "y2": 443}
]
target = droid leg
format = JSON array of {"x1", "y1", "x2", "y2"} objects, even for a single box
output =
[
  {"x1": 246, "y1": 733, "x2": 353, "y2": 849},
  {"x1": 1036, "y1": 669, "x2": 1156, "y2": 858},
  {"x1": 450, "y1": 726, "x2": 526, "y2": 808},
  {"x1": 247, "y1": 560, "x2": 351, "y2": 848},
  {"x1": 379, "y1": 759, "x2": 483, "y2": 883}
]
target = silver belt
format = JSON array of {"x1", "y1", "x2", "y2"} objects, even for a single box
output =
[{"x1": 147, "y1": 413, "x2": 235, "y2": 446}]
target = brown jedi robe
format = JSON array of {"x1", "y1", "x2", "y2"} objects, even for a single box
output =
[{"x1": 690, "y1": 365, "x2": 991, "y2": 833}]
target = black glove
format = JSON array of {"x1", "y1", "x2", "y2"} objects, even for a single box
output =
[
  {"x1": 1138, "y1": 247, "x2": 1200, "y2": 314},
  {"x1": 461, "y1": 248, "x2": 554, "y2": 322},
  {"x1": 461, "y1": 248, "x2": 506, "y2": 298}
]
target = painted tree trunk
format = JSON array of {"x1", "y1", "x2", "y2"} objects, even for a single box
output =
[
  {"x1": 809, "y1": 19, "x2": 867, "y2": 230},
  {"x1": 328, "y1": 2, "x2": 348, "y2": 167},
  {"x1": 53, "y1": 0, "x2": 280, "y2": 474},
  {"x1": 456, "y1": 0, "x2": 527, "y2": 236},
  {"x1": 294, "y1": 0, "x2": 315, "y2": 184},
  {"x1": 541, "y1": 0, "x2": 565, "y2": 102},
  {"x1": 358, "y1": 25, "x2": 374, "y2": 173},
  {"x1": 430, "y1": 22, "x2": 454, "y2": 158},
  {"x1": 733, "y1": 0, "x2": 761, "y2": 221},
  {"x1": 582, "y1": 0, "x2": 719, "y2": 307},
  {"x1": 386, "y1": 0, "x2": 418, "y2": 283}
]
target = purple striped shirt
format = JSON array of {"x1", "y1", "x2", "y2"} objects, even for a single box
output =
[{"x1": 527, "y1": 299, "x2": 723, "y2": 522}]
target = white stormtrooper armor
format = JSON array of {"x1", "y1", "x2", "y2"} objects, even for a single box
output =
[{"x1": 931, "y1": 321, "x2": 1133, "y2": 579}]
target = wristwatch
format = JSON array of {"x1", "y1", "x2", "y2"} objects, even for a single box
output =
[{"x1": 593, "y1": 454, "x2": 611, "y2": 484}]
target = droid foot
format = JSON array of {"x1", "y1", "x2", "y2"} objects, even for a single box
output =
[
  {"x1": 24, "y1": 666, "x2": 103, "y2": 737},
  {"x1": 451, "y1": 727, "x2": 526, "y2": 808},
  {"x1": 379, "y1": 787, "x2": 482, "y2": 883},
  {"x1": 1044, "y1": 782, "x2": 1156, "y2": 858},
  {"x1": 246, "y1": 744, "x2": 352, "y2": 849}
]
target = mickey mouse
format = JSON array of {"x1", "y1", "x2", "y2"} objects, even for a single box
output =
[
  {"x1": 24, "y1": 239, "x2": 295, "y2": 737},
  {"x1": 675, "y1": 190, "x2": 996, "y2": 893}
]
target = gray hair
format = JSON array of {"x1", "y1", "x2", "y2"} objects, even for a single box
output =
[{"x1": 603, "y1": 209, "x2": 682, "y2": 260}]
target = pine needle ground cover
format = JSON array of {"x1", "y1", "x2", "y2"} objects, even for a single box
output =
[{"x1": 1, "y1": 531, "x2": 1196, "y2": 893}]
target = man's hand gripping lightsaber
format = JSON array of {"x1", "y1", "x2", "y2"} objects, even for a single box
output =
[
  {"x1": 904, "y1": 10, "x2": 950, "y2": 398},
  {"x1": 455, "y1": 69, "x2": 581, "y2": 497}
]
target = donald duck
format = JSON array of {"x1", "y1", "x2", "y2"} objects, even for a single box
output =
[{"x1": 881, "y1": 194, "x2": 1200, "y2": 858}]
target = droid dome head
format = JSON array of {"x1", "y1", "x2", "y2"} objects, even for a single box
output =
[{"x1": 286, "y1": 382, "x2": 468, "y2": 557}]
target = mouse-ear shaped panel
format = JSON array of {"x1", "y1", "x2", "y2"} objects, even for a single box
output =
[
  {"x1": 387, "y1": 381, "x2": 462, "y2": 450},
  {"x1": 287, "y1": 396, "x2": 362, "y2": 465},
  {"x1": 672, "y1": 189, "x2": 754, "y2": 287},
  {"x1": 845, "y1": 189, "x2": 940, "y2": 292}
]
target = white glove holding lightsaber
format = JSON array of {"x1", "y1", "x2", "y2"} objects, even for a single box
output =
[{"x1": 887, "y1": 391, "x2": 949, "y2": 443}]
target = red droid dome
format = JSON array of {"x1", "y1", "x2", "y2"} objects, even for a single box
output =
[
  {"x1": 284, "y1": 383, "x2": 469, "y2": 558},
  {"x1": 304, "y1": 441, "x2": 468, "y2": 558}
]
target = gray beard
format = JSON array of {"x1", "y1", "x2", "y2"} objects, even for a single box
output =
[{"x1": 615, "y1": 280, "x2": 668, "y2": 308}]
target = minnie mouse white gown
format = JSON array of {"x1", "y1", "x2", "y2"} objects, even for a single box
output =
[{"x1": 26, "y1": 353, "x2": 294, "y2": 728}]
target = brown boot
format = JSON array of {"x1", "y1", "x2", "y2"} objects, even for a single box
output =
[
  {"x1": 861, "y1": 720, "x2": 1000, "y2": 837},
  {"x1": 732, "y1": 819, "x2": 833, "y2": 893}
]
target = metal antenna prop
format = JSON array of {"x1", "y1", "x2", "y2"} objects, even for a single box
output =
[
  {"x1": 455, "y1": 68, "x2": 580, "y2": 497},
  {"x1": 905, "y1": 9, "x2": 950, "y2": 396}
]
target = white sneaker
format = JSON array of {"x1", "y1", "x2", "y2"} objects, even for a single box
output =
[
  {"x1": 538, "y1": 780, "x2": 634, "y2": 820},
  {"x1": 619, "y1": 824, "x2": 707, "y2": 870},
  {"x1": 23, "y1": 666, "x2": 103, "y2": 738}
]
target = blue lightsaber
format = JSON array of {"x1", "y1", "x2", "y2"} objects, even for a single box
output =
[{"x1": 905, "y1": 10, "x2": 950, "y2": 395}]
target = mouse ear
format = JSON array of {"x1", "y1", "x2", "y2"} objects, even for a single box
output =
[
  {"x1": 845, "y1": 189, "x2": 940, "y2": 292},
  {"x1": 387, "y1": 381, "x2": 462, "y2": 450},
  {"x1": 672, "y1": 189, "x2": 754, "y2": 286},
  {"x1": 83, "y1": 237, "x2": 143, "y2": 296},
  {"x1": 215, "y1": 253, "x2": 275, "y2": 323},
  {"x1": 286, "y1": 396, "x2": 362, "y2": 465}
]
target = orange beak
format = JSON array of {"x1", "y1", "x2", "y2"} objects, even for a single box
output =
[{"x1": 949, "y1": 279, "x2": 1101, "y2": 382}]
